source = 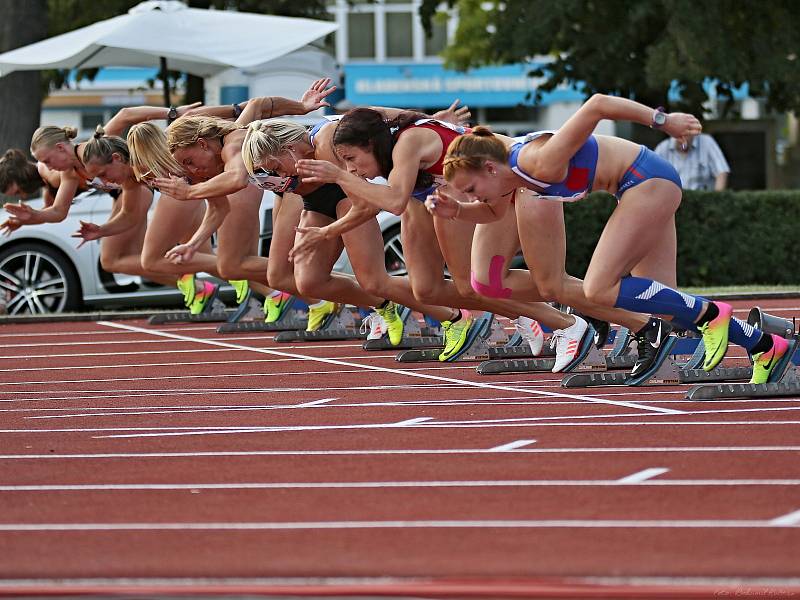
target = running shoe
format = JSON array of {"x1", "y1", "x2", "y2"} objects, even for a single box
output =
[
  {"x1": 189, "y1": 281, "x2": 219, "y2": 315},
  {"x1": 438, "y1": 311, "x2": 475, "y2": 362},
  {"x1": 625, "y1": 318, "x2": 676, "y2": 386},
  {"x1": 698, "y1": 301, "x2": 733, "y2": 371},
  {"x1": 306, "y1": 300, "x2": 338, "y2": 332},
  {"x1": 550, "y1": 315, "x2": 593, "y2": 372},
  {"x1": 176, "y1": 273, "x2": 196, "y2": 308},
  {"x1": 750, "y1": 334, "x2": 792, "y2": 384},
  {"x1": 586, "y1": 316, "x2": 610, "y2": 349},
  {"x1": 376, "y1": 301, "x2": 404, "y2": 346},
  {"x1": 514, "y1": 315, "x2": 544, "y2": 356},
  {"x1": 229, "y1": 279, "x2": 249, "y2": 305},
  {"x1": 360, "y1": 311, "x2": 387, "y2": 340},
  {"x1": 264, "y1": 291, "x2": 293, "y2": 323}
]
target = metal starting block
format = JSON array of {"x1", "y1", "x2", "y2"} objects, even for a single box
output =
[
  {"x1": 273, "y1": 305, "x2": 361, "y2": 342},
  {"x1": 395, "y1": 312, "x2": 506, "y2": 363},
  {"x1": 362, "y1": 306, "x2": 443, "y2": 350},
  {"x1": 686, "y1": 338, "x2": 800, "y2": 400},
  {"x1": 148, "y1": 298, "x2": 230, "y2": 325},
  {"x1": 477, "y1": 340, "x2": 619, "y2": 375},
  {"x1": 216, "y1": 295, "x2": 308, "y2": 333}
]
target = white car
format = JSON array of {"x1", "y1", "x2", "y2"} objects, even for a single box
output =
[{"x1": 0, "y1": 190, "x2": 404, "y2": 315}]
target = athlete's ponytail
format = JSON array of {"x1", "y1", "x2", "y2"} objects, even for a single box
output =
[
  {"x1": 241, "y1": 118, "x2": 307, "y2": 176},
  {"x1": 127, "y1": 122, "x2": 184, "y2": 181},
  {"x1": 443, "y1": 125, "x2": 508, "y2": 181},
  {"x1": 83, "y1": 125, "x2": 130, "y2": 165}
]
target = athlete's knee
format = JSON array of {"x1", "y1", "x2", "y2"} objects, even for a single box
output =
[
  {"x1": 294, "y1": 271, "x2": 325, "y2": 298},
  {"x1": 216, "y1": 257, "x2": 240, "y2": 281},
  {"x1": 529, "y1": 275, "x2": 563, "y2": 302},
  {"x1": 410, "y1": 279, "x2": 441, "y2": 305},
  {"x1": 470, "y1": 255, "x2": 512, "y2": 299},
  {"x1": 267, "y1": 265, "x2": 295, "y2": 295},
  {"x1": 582, "y1": 276, "x2": 614, "y2": 307},
  {"x1": 140, "y1": 251, "x2": 160, "y2": 273},
  {"x1": 355, "y1": 272, "x2": 388, "y2": 298}
]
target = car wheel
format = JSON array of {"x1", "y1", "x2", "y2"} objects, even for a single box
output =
[
  {"x1": 382, "y1": 225, "x2": 406, "y2": 277},
  {"x1": 0, "y1": 242, "x2": 82, "y2": 315}
]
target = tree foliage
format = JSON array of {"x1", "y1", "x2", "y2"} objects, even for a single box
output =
[{"x1": 420, "y1": 0, "x2": 800, "y2": 116}]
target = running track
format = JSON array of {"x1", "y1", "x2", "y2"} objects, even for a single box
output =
[{"x1": 1, "y1": 298, "x2": 799, "y2": 598}]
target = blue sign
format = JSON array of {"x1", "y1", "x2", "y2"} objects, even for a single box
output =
[{"x1": 344, "y1": 63, "x2": 584, "y2": 108}]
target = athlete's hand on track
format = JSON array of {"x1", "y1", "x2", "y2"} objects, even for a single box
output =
[
  {"x1": 289, "y1": 225, "x2": 326, "y2": 262},
  {"x1": 664, "y1": 112, "x2": 703, "y2": 150},
  {"x1": 432, "y1": 99, "x2": 472, "y2": 126},
  {"x1": 295, "y1": 159, "x2": 343, "y2": 184},
  {"x1": 424, "y1": 188, "x2": 461, "y2": 220},
  {"x1": 300, "y1": 78, "x2": 336, "y2": 113},
  {"x1": 153, "y1": 174, "x2": 192, "y2": 200},
  {"x1": 165, "y1": 243, "x2": 196, "y2": 265},
  {"x1": 0, "y1": 218, "x2": 22, "y2": 237},
  {"x1": 71, "y1": 220, "x2": 103, "y2": 248}
]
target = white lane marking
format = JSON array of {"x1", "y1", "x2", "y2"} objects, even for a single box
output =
[
  {"x1": 0, "y1": 517, "x2": 797, "y2": 531},
  {"x1": 2, "y1": 446, "x2": 800, "y2": 460},
  {"x1": 293, "y1": 398, "x2": 336, "y2": 408},
  {"x1": 3, "y1": 479, "x2": 800, "y2": 492},
  {"x1": 395, "y1": 417, "x2": 433, "y2": 426},
  {"x1": 617, "y1": 468, "x2": 670, "y2": 484},
  {"x1": 97, "y1": 321, "x2": 680, "y2": 415},
  {"x1": 0, "y1": 344, "x2": 367, "y2": 360},
  {"x1": 488, "y1": 440, "x2": 537, "y2": 452},
  {"x1": 770, "y1": 509, "x2": 800, "y2": 526}
]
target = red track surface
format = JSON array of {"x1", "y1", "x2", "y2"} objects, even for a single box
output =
[{"x1": 1, "y1": 298, "x2": 799, "y2": 598}]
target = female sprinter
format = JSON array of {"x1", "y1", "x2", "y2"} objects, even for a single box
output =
[
  {"x1": 295, "y1": 108, "x2": 587, "y2": 368},
  {"x1": 434, "y1": 95, "x2": 791, "y2": 385},
  {"x1": 128, "y1": 80, "x2": 338, "y2": 330},
  {"x1": 241, "y1": 116, "x2": 463, "y2": 346}
]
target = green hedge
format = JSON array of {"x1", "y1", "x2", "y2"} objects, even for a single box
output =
[{"x1": 562, "y1": 190, "x2": 800, "y2": 286}]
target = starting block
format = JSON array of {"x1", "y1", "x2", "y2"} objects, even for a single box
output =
[
  {"x1": 362, "y1": 306, "x2": 443, "y2": 350},
  {"x1": 395, "y1": 312, "x2": 507, "y2": 363},
  {"x1": 686, "y1": 307, "x2": 800, "y2": 399},
  {"x1": 273, "y1": 305, "x2": 361, "y2": 342},
  {"x1": 148, "y1": 297, "x2": 230, "y2": 325},
  {"x1": 216, "y1": 295, "x2": 308, "y2": 334}
]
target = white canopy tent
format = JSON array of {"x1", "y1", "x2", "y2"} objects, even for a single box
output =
[{"x1": 0, "y1": 0, "x2": 338, "y2": 104}]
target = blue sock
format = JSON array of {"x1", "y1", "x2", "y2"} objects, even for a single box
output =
[
  {"x1": 728, "y1": 316, "x2": 762, "y2": 352},
  {"x1": 358, "y1": 307, "x2": 372, "y2": 319},
  {"x1": 615, "y1": 276, "x2": 706, "y2": 325}
]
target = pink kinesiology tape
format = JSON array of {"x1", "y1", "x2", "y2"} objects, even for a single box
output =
[{"x1": 470, "y1": 255, "x2": 512, "y2": 298}]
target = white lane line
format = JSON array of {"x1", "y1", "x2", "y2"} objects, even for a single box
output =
[
  {"x1": 97, "y1": 321, "x2": 680, "y2": 415},
  {"x1": 0, "y1": 518, "x2": 797, "y2": 531},
  {"x1": 3, "y1": 479, "x2": 800, "y2": 492},
  {"x1": 617, "y1": 468, "x2": 670, "y2": 484},
  {"x1": 770, "y1": 509, "x2": 800, "y2": 526},
  {"x1": 2, "y1": 446, "x2": 800, "y2": 460},
  {"x1": 294, "y1": 398, "x2": 336, "y2": 408},
  {"x1": 0, "y1": 344, "x2": 365, "y2": 360},
  {"x1": 488, "y1": 440, "x2": 537, "y2": 452},
  {"x1": 395, "y1": 417, "x2": 433, "y2": 426}
]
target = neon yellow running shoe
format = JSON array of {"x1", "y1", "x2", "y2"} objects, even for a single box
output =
[
  {"x1": 375, "y1": 301, "x2": 404, "y2": 346},
  {"x1": 229, "y1": 280, "x2": 249, "y2": 305},
  {"x1": 264, "y1": 291, "x2": 292, "y2": 323},
  {"x1": 698, "y1": 301, "x2": 732, "y2": 371},
  {"x1": 438, "y1": 312, "x2": 474, "y2": 362},
  {"x1": 189, "y1": 281, "x2": 219, "y2": 315},
  {"x1": 176, "y1": 273, "x2": 195, "y2": 308},
  {"x1": 749, "y1": 335, "x2": 790, "y2": 384},
  {"x1": 306, "y1": 300, "x2": 338, "y2": 332}
]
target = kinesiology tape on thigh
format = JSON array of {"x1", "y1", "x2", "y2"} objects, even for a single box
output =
[{"x1": 471, "y1": 255, "x2": 512, "y2": 299}]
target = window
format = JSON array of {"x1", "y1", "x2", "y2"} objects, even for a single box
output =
[
  {"x1": 386, "y1": 12, "x2": 413, "y2": 58},
  {"x1": 424, "y1": 19, "x2": 448, "y2": 56},
  {"x1": 348, "y1": 12, "x2": 375, "y2": 58},
  {"x1": 81, "y1": 112, "x2": 105, "y2": 131}
]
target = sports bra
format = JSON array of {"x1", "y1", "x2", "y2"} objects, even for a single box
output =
[
  {"x1": 308, "y1": 115, "x2": 341, "y2": 148},
  {"x1": 396, "y1": 119, "x2": 469, "y2": 175},
  {"x1": 508, "y1": 130, "x2": 598, "y2": 202}
]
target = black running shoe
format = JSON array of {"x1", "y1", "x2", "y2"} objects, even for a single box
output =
[
  {"x1": 585, "y1": 317, "x2": 610, "y2": 349},
  {"x1": 627, "y1": 318, "x2": 673, "y2": 381}
]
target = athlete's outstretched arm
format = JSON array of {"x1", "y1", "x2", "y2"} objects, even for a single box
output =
[
  {"x1": 103, "y1": 102, "x2": 202, "y2": 137},
  {"x1": 4, "y1": 170, "x2": 80, "y2": 225},
  {"x1": 235, "y1": 78, "x2": 337, "y2": 126}
]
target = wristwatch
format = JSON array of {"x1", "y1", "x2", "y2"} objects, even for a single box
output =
[
  {"x1": 651, "y1": 106, "x2": 667, "y2": 129},
  {"x1": 167, "y1": 106, "x2": 178, "y2": 124}
]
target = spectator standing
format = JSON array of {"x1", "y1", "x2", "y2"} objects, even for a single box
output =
[{"x1": 654, "y1": 133, "x2": 730, "y2": 190}]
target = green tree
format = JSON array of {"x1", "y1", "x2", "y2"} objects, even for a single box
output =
[{"x1": 420, "y1": 0, "x2": 800, "y2": 116}]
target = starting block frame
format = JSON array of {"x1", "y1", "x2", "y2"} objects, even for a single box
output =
[
  {"x1": 148, "y1": 298, "x2": 230, "y2": 325},
  {"x1": 216, "y1": 295, "x2": 308, "y2": 334},
  {"x1": 274, "y1": 305, "x2": 362, "y2": 342}
]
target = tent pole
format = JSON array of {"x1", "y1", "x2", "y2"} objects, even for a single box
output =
[{"x1": 160, "y1": 56, "x2": 170, "y2": 107}]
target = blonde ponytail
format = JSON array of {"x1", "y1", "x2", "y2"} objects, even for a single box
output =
[
  {"x1": 241, "y1": 118, "x2": 307, "y2": 176},
  {"x1": 30, "y1": 125, "x2": 78, "y2": 153}
]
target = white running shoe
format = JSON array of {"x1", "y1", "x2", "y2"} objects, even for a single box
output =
[
  {"x1": 550, "y1": 315, "x2": 589, "y2": 372},
  {"x1": 514, "y1": 316, "x2": 544, "y2": 356},
  {"x1": 360, "y1": 311, "x2": 387, "y2": 340}
]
